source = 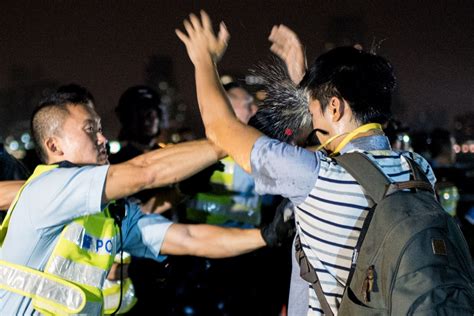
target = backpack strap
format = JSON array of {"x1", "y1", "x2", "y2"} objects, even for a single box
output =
[
  {"x1": 334, "y1": 152, "x2": 392, "y2": 203},
  {"x1": 334, "y1": 152, "x2": 434, "y2": 203},
  {"x1": 295, "y1": 235, "x2": 334, "y2": 316}
]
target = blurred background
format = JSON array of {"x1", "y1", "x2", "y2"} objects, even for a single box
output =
[{"x1": 0, "y1": 0, "x2": 473, "y2": 146}]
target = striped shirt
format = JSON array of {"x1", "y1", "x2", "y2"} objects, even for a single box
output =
[{"x1": 251, "y1": 135, "x2": 436, "y2": 315}]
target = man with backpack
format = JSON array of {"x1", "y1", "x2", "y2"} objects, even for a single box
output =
[{"x1": 176, "y1": 11, "x2": 474, "y2": 315}]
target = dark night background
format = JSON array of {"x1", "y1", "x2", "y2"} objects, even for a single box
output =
[{"x1": 0, "y1": 0, "x2": 473, "y2": 140}]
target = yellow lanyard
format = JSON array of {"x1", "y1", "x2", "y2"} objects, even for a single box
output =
[{"x1": 316, "y1": 123, "x2": 383, "y2": 157}]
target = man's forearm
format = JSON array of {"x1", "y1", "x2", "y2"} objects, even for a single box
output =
[
  {"x1": 162, "y1": 223, "x2": 266, "y2": 258},
  {"x1": 144, "y1": 140, "x2": 224, "y2": 188},
  {"x1": 105, "y1": 140, "x2": 224, "y2": 202},
  {"x1": 194, "y1": 61, "x2": 263, "y2": 173},
  {"x1": 0, "y1": 181, "x2": 23, "y2": 210}
]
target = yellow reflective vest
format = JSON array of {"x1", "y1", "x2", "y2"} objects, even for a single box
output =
[
  {"x1": 186, "y1": 157, "x2": 261, "y2": 225},
  {"x1": 0, "y1": 164, "x2": 120, "y2": 315}
]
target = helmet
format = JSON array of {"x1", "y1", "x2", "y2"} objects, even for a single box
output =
[{"x1": 115, "y1": 85, "x2": 162, "y2": 126}]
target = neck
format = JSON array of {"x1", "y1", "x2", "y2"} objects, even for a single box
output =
[{"x1": 324, "y1": 123, "x2": 384, "y2": 155}]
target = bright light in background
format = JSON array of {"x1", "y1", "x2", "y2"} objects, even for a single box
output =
[
  {"x1": 9, "y1": 140, "x2": 19, "y2": 151},
  {"x1": 402, "y1": 135, "x2": 410, "y2": 143},
  {"x1": 453, "y1": 144, "x2": 460, "y2": 153},
  {"x1": 220, "y1": 75, "x2": 234, "y2": 85},
  {"x1": 109, "y1": 141, "x2": 121, "y2": 154},
  {"x1": 21, "y1": 133, "x2": 30, "y2": 144}
]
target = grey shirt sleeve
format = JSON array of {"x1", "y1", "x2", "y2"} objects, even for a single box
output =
[{"x1": 250, "y1": 136, "x2": 321, "y2": 206}]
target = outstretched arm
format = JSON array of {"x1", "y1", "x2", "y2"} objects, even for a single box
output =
[
  {"x1": 176, "y1": 11, "x2": 263, "y2": 173},
  {"x1": 160, "y1": 198, "x2": 295, "y2": 258},
  {"x1": 269, "y1": 24, "x2": 307, "y2": 85},
  {"x1": 104, "y1": 139, "x2": 224, "y2": 202},
  {"x1": 161, "y1": 224, "x2": 266, "y2": 258}
]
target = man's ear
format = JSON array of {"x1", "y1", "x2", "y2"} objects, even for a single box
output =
[
  {"x1": 250, "y1": 104, "x2": 258, "y2": 117},
  {"x1": 44, "y1": 136, "x2": 63, "y2": 158},
  {"x1": 328, "y1": 97, "x2": 344, "y2": 122}
]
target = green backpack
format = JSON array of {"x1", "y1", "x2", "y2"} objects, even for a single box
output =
[{"x1": 296, "y1": 152, "x2": 474, "y2": 315}]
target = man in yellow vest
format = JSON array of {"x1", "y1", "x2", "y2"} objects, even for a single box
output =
[{"x1": 0, "y1": 87, "x2": 293, "y2": 315}]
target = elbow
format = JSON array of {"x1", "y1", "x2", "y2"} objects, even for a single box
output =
[{"x1": 137, "y1": 166, "x2": 158, "y2": 191}]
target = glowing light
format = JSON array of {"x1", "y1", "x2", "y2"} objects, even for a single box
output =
[
  {"x1": 25, "y1": 142, "x2": 34, "y2": 150},
  {"x1": 402, "y1": 135, "x2": 410, "y2": 143},
  {"x1": 470, "y1": 144, "x2": 474, "y2": 153},
  {"x1": 453, "y1": 144, "x2": 460, "y2": 153},
  {"x1": 21, "y1": 133, "x2": 30, "y2": 144},
  {"x1": 9, "y1": 141, "x2": 19, "y2": 151},
  {"x1": 462, "y1": 144, "x2": 469, "y2": 153},
  {"x1": 443, "y1": 193, "x2": 450, "y2": 200},
  {"x1": 220, "y1": 75, "x2": 234, "y2": 85},
  {"x1": 109, "y1": 141, "x2": 121, "y2": 154}
]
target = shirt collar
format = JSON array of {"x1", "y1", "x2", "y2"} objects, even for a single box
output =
[{"x1": 339, "y1": 135, "x2": 391, "y2": 154}]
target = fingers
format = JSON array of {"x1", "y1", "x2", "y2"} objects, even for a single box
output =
[
  {"x1": 175, "y1": 29, "x2": 190, "y2": 45},
  {"x1": 217, "y1": 22, "x2": 230, "y2": 45},
  {"x1": 200, "y1": 10, "x2": 212, "y2": 32},
  {"x1": 183, "y1": 19, "x2": 195, "y2": 37},
  {"x1": 270, "y1": 42, "x2": 287, "y2": 59},
  {"x1": 189, "y1": 13, "x2": 202, "y2": 31}
]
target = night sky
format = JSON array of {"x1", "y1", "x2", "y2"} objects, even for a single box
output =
[{"x1": 0, "y1": 1, "x2": 473, "y2": 139}]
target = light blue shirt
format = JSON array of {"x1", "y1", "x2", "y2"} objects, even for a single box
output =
[{"x1": 0, "y1": 164, "x2": 172, "y2": 315}]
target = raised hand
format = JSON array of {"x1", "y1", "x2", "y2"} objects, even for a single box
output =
[
  {"x1": 269, "y1": 24, "x2": 306, "y2": 84},
  {"x1": 176, "y1": 10, "x2": 230, "y2": 66}
]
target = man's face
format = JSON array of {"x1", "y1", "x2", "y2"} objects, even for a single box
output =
[
  {"x1": 57, "y1": 104, "x2": 108, "y2": 165},
  {"x1": 135, "y1": 107, "x2": 160, "y2": 138},
  {"x1": 227, "y1": 87, "x2": 255, "y2": 124}
]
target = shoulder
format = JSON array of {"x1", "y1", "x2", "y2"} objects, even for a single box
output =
[
  {"x1": 251, "y1": 136, "x2": 319, "y2": 170},
  {"x1": 25, "y1": 165, "x2": 109, "y2": 200},
  {"x1": 401, "y1": 151, "x2": 436, "y2": 185}
]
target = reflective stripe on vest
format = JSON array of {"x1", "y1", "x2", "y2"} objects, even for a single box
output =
[
  {"x1": 47, "y1": 256, "x2": 107, "y2": 289},
  {"x1": 103, "y1": 278, "x2": 137, "y2": 315},
  {"x1": 0, "y1": 259, "x2": 86, "y2": 314}
]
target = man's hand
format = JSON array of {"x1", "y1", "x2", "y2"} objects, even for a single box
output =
[
  {"x1": 176, "y1": 10, "x2": 230, "y2": 66},
  {"x1": 269, "y1": 24, "x2": 306, "y2": 84},
  {"x1": 260, "y1": 198, "x2": 296, "y2": 247}
]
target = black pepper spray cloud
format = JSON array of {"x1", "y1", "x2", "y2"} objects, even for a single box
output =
[{"x1": 249, "y1": 57, "x2": 311, "y2": 144}]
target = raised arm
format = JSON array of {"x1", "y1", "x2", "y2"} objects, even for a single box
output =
[
  {"x1": 104, "y1": 139, "x2": 224, "y2": 202},
  {"x1": 176, "y1": 11, "x2": 263, "y2": 173},
  {"x1": 268, "y1": 24, "x2": 307, "y2": 85}
]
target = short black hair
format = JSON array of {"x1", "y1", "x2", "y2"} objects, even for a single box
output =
[
  {"x1": 32, "y1": 84, "x2": 94, "y2": 162},
  {"x1": 299, "y1": 46, "x2": 396, "y2": 124},
  {"x1": 39, "y1": 83, "x2": 94, "y2": 108}
]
